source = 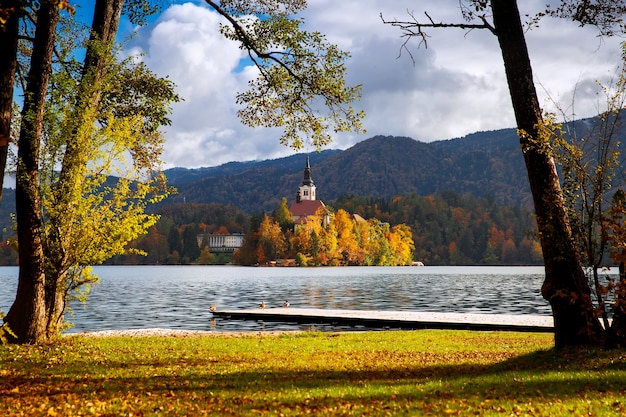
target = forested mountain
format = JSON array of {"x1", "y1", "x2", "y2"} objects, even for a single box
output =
[
  {"x1": 160, "y1": 111, "x2": 626, "y2": 213},
  {"x1": 161, "y1": 150, "x2": 342, "y2": 213},
  {"x1": 1, "y1": 112, "x2": 617, "y2": 224},
  {"x1": 164, "y1": 110, "x2": 626, "y2": 213},
  {"x1": 163, "y1": 129, "x2": 531, "y2": 213},
  {"x1": 0, "y1": 130, "x2": 526, "y2": 236},
  {"x1": 0, "y1": 112, "x2": 622, "y2": 266},
  {"x1": 315, "y1": 131, "x2": 531, "y2": 208}
]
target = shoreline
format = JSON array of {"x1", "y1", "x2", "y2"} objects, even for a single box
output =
[{"x1": 66, "y1": 328, "x2": 305, "y2": 338}]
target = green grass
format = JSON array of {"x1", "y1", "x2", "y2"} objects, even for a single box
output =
[{"x1": 1, "y1": 330, "x2": 625, "y2": 416}]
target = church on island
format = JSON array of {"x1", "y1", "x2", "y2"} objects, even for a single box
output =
[
  {"x1": 289, "y1": 156, "x2": 329, "y2": 226},
  {"x1": 197, "y1": 156, "x2": 327, "y2": 253},
  {"x1": 216, "y1": 154, "x2": 418, "y2": 266}
]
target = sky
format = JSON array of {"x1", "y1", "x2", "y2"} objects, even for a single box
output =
[{"x1": 106, "y1": 1, "x2": 625, "y2": 168}]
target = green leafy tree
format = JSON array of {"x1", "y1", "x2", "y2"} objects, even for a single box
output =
[
  {"x1": 43, "y1": 2, "x2": 177, "y2": 338},
  {"x1": 197, "y1": 246, "x2": 215, "y2": 265},
  {"x1": 206, "y1": 0, "x2": 365, "y2": 150},
  {"x1": 273, "y1": 197, "x2": 294, "y2": 231},
  {"x1": 4, "y1": 0, "x2": 173, "y2": 343},
  {"x1": 7, "y1": 0, "x2": 61, "y2": 344},
  {"x1": 167, "y1": 227, "x2": 181, "y2": 255},
  {"x1": 181, "y1": 224, "x2": 201, "y2": 263}
]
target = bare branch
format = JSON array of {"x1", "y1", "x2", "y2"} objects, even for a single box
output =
[
  {"x1": 381, "y1": 10, "x2": 495, "y2": 37},
  {"x1": 17, "y1": 34, "x2": 35, "y2": 42},
  {"x1": 381, "y1": 8, "x2": 496, "y2": 64}
]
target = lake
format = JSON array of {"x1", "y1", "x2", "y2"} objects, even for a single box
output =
[{"x1": 0, "y1": 265, "x2": 552, "y2": 333}]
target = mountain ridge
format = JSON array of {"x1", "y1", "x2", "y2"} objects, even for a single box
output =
[
  {"x1": 163, "y1": 126, "x2": 533, "y2": 213},
  {"x1": 0, "y1": 112, "x2": 619, "y2": 225}
]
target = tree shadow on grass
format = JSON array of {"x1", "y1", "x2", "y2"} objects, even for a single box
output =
[{"x1": 2, "y1": 346, "x2": 626, "y2": 415}]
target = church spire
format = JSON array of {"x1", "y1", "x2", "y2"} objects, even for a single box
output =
[{"x1": 302, "y1": 155, "x2": 314, "y2": 186}]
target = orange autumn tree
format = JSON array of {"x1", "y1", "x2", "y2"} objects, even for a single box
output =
[
  {"x1": 387, "y1": 224, "x2": 415, "y2": 266},
  {"x1": 335, "y1": 209, "x2": 364, "y2": 265},
  {"x1": 237, "y1": 204, "x2": 414, "y2": 266},
  {"x1": 257, "y1": 215, "x2": 287, "y2": 263}
]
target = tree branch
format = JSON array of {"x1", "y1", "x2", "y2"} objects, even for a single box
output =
[
  {"x1": 204, "y1": 0, "x2": 300, "y2": 81},
  {"x1": 381, "y1": 9, "x2": 495, "y2": 62}
]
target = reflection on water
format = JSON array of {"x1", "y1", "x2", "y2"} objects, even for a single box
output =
[{"x1": 0, "y1": 265, "x2": 552, "y2": 333}]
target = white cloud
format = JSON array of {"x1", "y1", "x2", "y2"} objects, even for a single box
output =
[
  {"x1": 127, "y1": 3, "x2": 272, "y2": 168},
  {"x1": 123, "y1": 1, "x2": 624, "y2": 168}
]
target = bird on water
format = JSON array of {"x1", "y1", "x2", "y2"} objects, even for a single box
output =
[
  {"x1": 283, "y1": 301, "x2": 290, "y2": 308},
  {"x1": 260, "y1": 301, "x2": 266, "y2": 309},
  {"x1": 209, "y1": 304, "x2": 217, "y2": 312}
]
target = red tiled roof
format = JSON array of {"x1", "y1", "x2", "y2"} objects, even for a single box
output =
[{"x1": 289, "y1": 200, "x2": 325, "y2": 217}]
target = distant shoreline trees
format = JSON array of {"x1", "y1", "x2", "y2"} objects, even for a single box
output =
[
  {"x1": 92, "y1": 191, "x2": 541, "y2": 266},
  {"x1": 0, "y1": 191, "x2": 541, "y2": 267}
]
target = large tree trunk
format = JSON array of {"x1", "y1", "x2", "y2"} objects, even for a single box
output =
[
  {"x1": 5, "y1": 2, "x2": 60, "y2": 344},
  {"x1": 0, "y1": 0, "x2": 20, "y2": 203},
  {"x1": 54, "y1": 0, "x2": 123, "y2": 222},
  {"x1": 491, "y1": 0, "x2": 603, "y2": 348},
  {"x1": 45, "y1": 0, "x2": 124, "y2": 338}
]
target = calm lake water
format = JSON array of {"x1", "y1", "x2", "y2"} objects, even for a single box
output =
[{"x1": 0, "y1": 265, "x2": 552, "y2": 333}]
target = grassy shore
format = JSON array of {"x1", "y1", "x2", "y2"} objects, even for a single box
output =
[{"x1": 1, "y1": 330, "x2": 625, "y2": 416}]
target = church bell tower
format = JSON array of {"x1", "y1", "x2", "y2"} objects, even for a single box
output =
[{"x1": 297, "y1": 155, "x2": 316, "y2": 202}]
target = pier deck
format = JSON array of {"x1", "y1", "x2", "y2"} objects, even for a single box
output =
[{"x1": 212, "y1": 308, "x2": 554, "y2": 333}]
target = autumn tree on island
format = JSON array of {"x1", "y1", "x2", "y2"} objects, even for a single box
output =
[
  {"x1": 236, "y1": 206, "x2": 415, "y2": 266},
  {"x1": 1, "y1": 0, "x2": 364, "y2": 344},
  {"x1": 384, "y1": 0, "x2": 626, "y2": 348}
]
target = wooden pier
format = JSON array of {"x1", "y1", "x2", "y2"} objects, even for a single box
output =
[{"x1": 212, "y1": 308, "x2": 554, "y2": 333}]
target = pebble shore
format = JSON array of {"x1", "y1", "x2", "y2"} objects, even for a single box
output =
[{"x1": 68, "y1": 329, "x2": 302, "y2": 338}]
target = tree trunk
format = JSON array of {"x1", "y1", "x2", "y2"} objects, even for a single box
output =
[
  {"x1": 54, "y1": 0, "x2": 123, "y2": 218},
  {"x1": 44, "y1": 0, "x2": 124, "y2": 339},
  {"x1": 609, "y1": 261, "x2": 626, "y2": 347},
  {"x1": 45, "y1": 271, "x2": 67, "y2": 338},
  {"x1": 0, "y1": 0, "x2": 20, "y2": 203},
  {"x1": 490, "y1": 0, "x2": 603, "y2": 348},
  {"x1": 5, "y1": 2, "x2": 60, "y2": 344},
  {"x1": 54, "y1": 0, "x2": 122, "y2": 196}
]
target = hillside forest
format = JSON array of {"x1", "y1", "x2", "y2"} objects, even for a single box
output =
[
  {"x1": 0, "y1": 187, "x2": 541, "y2": 267},
  {"x1": 60, "y1": 191, "x2": 541, "y2": 267}
]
